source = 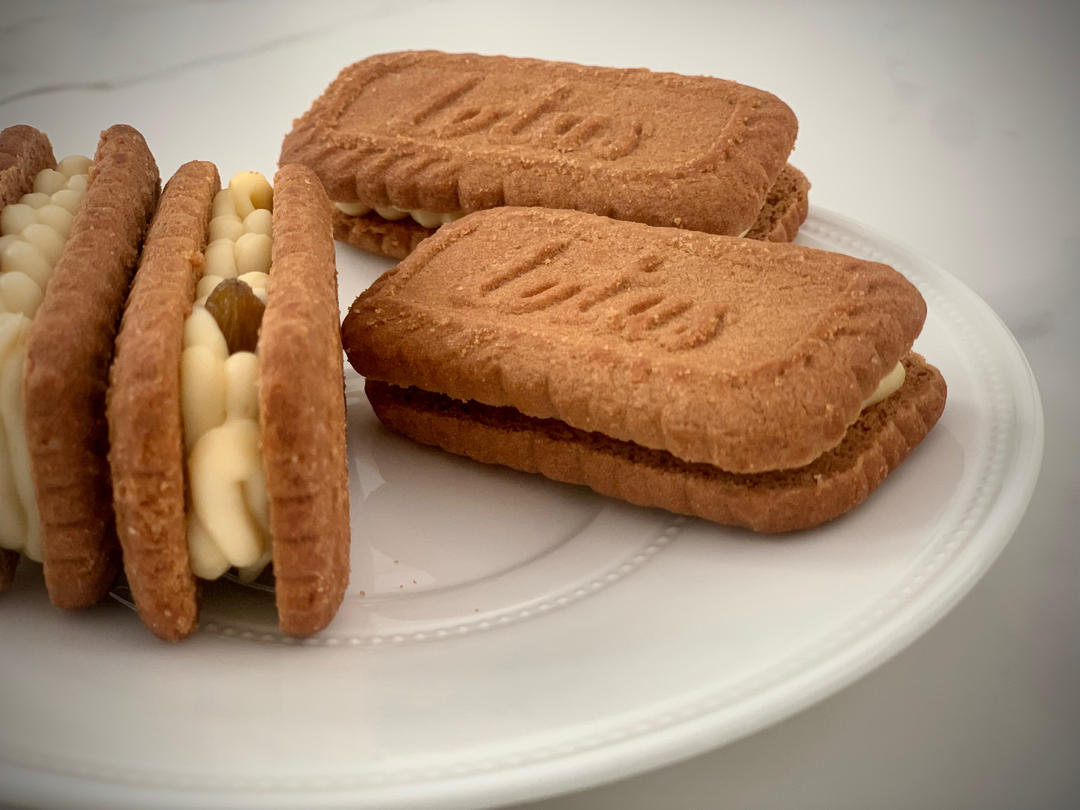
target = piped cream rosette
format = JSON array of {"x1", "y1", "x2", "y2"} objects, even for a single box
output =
[
  {"x1": 181, "y1": 171, "x2": 275, "y2": 582},
  {"x1": 0, "y1": 156, "x2": 92, "y2": 560}
]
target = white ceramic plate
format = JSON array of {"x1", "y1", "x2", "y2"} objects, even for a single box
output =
[{"x1": 0, "y1": 209, "x2": 1043, "y2": 810}]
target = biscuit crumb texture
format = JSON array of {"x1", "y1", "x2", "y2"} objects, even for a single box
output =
[
  {"x1": 366, "y1": 354, "x2": 946, "y2": 532},
  {"x1": 109, "y1": 160, "x2": 219, "y2": 640},
  {"x1": 282, "y1": 51, "x2": 798, "y2": 237},
  {"x1": 261, "y1": 164, "x2": 349, "y2": 637},
  {"x1": 745, "y1": 164, "x2": 811, "y2": 242},
  {"x1": 332, "y1": 162, "x2": 810, "y2": 260},
  {"x1": 25, "y1": 124, "x2": 160, "y2": 609},
  {"x1": 0, "y1": 125, "x2": 56, "y2": 210},
  {"x1": 343, "y1": 207, "x2": 927, "y2": 474}
]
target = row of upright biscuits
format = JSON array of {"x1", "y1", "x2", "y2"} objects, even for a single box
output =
[{"x1": 0, "y1": 51, "x2": 945, "y2": 641}]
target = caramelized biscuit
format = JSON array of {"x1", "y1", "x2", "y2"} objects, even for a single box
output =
[
  {"x1": 745, "y1": 163, "x2": 811, "y2": 242},
  {"x1": 367, "y1": 354, "x2": 946, "y2": 532},
  {"x1": 282, "y1": 51, "x2": 798, "y2": 237},
  {"x1": 24, "y1": 124, "x2": 159, "y2": 608},
  {"x1": 108, "y1": 161, "x2": 218, "y2": 640},
  {"x1": 334, "y1": 163, "x2": 812, "y2": 260},
  {"x1": 343, "y1": 207, "x2": 926, "y2": 474},
  {"x1": 0, "y1": 125, "x2": 56, "y2": 209},
  {"x1": 261, "y1": 164, "x2": 349, "y2": 637},
  {"x1": 111, "y1": 163, "x2": 348, "y2": 640}
]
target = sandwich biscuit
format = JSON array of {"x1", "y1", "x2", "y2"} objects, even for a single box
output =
[
  {"x1": 0, "y1": 124, "x2": 159, "y2": 605},
  {"x1": 281, "y1": 51, "x2": 808, "y2": 258},
  {"x1": 342, "y1": 207, "x2": 946, "y2": 530},
  {"x1": 108, "y1": 162, "x2": 348, "y2": 641}
]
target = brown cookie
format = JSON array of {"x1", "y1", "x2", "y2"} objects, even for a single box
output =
[
  {"x1": 23, "y1": 124, "x2": 160, "y2": 609},
  {"x1": 333, "y1": 163, "x2": 813, "y2": 260},
  {"x1": 108, "y1": 161, "x2": 219, "y2": 640},
  {"x1": 343, "y1": 207, "x2": 926, "y2": 474},
  {"x1": 366, "y1": 353, "x2": 946, "y2": 532},
  {"x1": 0, "y1": 125, "x2": 56, "y2": 209},
  {"x1": 261, "y1": 164, "x2": 350, "y2": 637},
  {"x1": 745, "y1": 163, "x2": 811, "y2": 242},
  {"x1": 332, "y1": 207, "x2": 431, "y2": 261},
  {"x1": 282, "y1": 51, "x2": 798, "y2": 238},
  {"x1": 109, "y1": 162, "x2": 349, "y2": 640}
]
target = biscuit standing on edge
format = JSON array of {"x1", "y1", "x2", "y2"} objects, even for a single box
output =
[
  {"x1": 107, "y1": 161, "x2": 218, "y2": 639},
  {"x1": 281, "y1": 51, "x2": 809, "y2": 259},
  {"x1": 108, "y1": 162, "x2": 349, "y2": 641},
  {"x1": 0, "y1": 124, "x2": 159, "y2": 605},
  {"x1": 342, "y1": 207, "x2": 946, "y2": 532},
  {"x1": 261, "y1": 164, "x2": 350, "y2": 637}
]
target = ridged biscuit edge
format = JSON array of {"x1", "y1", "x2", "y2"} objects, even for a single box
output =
[
  {"x1": 332, "y1": 208, "x2": 431, "y2": 260},
  {"x1": 366, "y1": 354, "x2": 947, "y2": 532},
  {"x1": 262, "y1": 163, "x2": 349, "y2": 637},
  {"x1": 108, "y1": 160, "x2": 219, "y2": 641},
  {"x1": 332, "y1": 163, "x2": 811, "y2": 260},
  {"x1": 25, "y1": 124, "x2": 160, "y2": 609},
  {"x1": 745, "y1": 163, "x2": 811, "y2": 242}
]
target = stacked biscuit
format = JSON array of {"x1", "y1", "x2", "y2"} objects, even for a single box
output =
[
  {"x1": 0, "y1": 126, "x2": 349, "y2": 641},
  {"x1": 282, "y1": 51, "x2": 810, "y2": 258},
  {"x1": 285, "y1": 50, "x2": 945, "y2": 532},
  {"x1": 0, "y1": 51, "x2": 946, "y2": 641},
  {"x1": 339, "y1": 208, "x2": 944, "y2": 531}
]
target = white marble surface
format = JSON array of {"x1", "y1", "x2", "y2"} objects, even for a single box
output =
[{"x1": 1, "y1": 1, "x2": 1076, "y2": 808}]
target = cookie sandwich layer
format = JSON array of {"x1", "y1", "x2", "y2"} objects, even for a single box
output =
[
  {"x1": 282, "y1": 51, "x2": 809, "y2": 258},
  {"x1": 0, "y1": 155, "x2": 91, "y2": 560},
  {"x1": 0, "y1": 124, "x2": 160, "y2": 605},
  {"x1": 109, "y1": 162, "x2": 349, "y2": 641},
  {"x1": 343, "y1": 207, "x2": 944, "y2": 530}
]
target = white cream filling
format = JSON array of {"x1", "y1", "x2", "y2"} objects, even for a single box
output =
[
  {"x1": 0, "y1": 156, "x2": 91, "y2": 559},
  {"x1": 334, "y1": 201, "x2": 464, "y2": 229},
  {"x1": 181, "y1": 171, "x2": 273, "y2": 582},
  {"x1": 860, "y1": 361, "x2": 906, "y2": 410},
  {"x1": 336, "y1": 201, "x2": 754, "y2": 237}
]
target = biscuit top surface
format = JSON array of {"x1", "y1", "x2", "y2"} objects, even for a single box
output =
[
  {"x1": 282, "y1": 51, "x2": 798, "y2": 234},
  {"x1": 344, "y1": 207, "x2": 926, "y2": 473}
]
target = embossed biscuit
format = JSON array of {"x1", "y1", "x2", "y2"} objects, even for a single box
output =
[
  {"x1": 334, "y1": 162, "x2": 812, "y2": 261},
  {"x1": 108, "y1": 160, "x2": 219, "y2": 641},
  {"x1": 343, "y1": 207, "x2": 927, "y2": 474},
  {"x1": 367, "y1": 353, "x2": 946, "y2": 532},
  {"x1": 261, "y1": 163, "x2": 349, "y2": 637},
  {"x1": 282, "y1": 50, "x2": 799, "y2": 237},
  {"x1": 25, "y1": 124, "x2": 160, "y2": 609}
]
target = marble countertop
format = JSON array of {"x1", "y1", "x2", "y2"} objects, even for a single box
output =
[{"x1": 1, "y1": 1, "x2": 1076, "y2": 808}]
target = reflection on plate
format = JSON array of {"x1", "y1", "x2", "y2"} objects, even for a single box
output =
[{"x1": 0, "y1": 209, "x2": 1042, "y2": 810}]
